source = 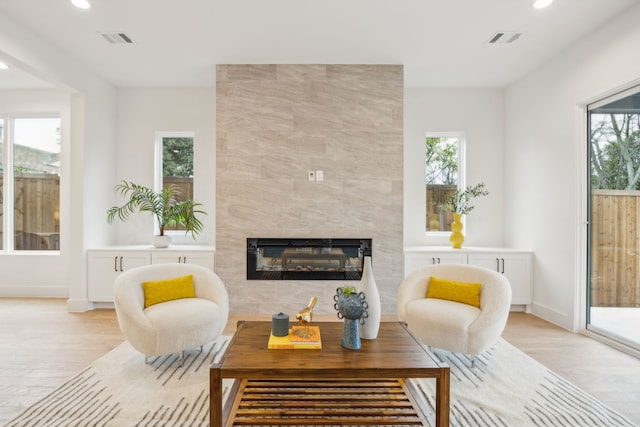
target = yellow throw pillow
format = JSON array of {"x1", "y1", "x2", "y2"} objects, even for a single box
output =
[
  {"x1": 426, "y1": 276, "x2": 482, "y2": 308},
  {"x1": 142, "y1": 274, "x2": 196, "y2": 308}
]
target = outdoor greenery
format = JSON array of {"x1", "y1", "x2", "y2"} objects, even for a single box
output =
[
  {"x1": 107, "y1": 180, "x2": 205, "y2": 237},
  {"x1": 441, "y1": 182, "x2": 489, "y2": 215},
  {"x1": 162, "y1": 137, "x2": 194, "y2": 177},
  {"x1": 425, "y1": 136, "x2": 458, "y2": 185},
  {"x1": 591, "y1": 113, "x2": 640, "y2": 190}
]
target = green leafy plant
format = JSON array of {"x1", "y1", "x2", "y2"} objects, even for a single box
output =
[
  {"x1": 441, "y1": 182, "x2": 489, "y2": 215},
  {"x1": 337, "y1": 286, "x2": 357, "y2": 296},
  {"x1": 107, "y1": 180, "x2": 206, "y2": 238}
]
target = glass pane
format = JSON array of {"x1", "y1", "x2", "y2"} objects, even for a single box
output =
[
  {"x1": 162, "y1": 136, "x2": 193, "y2": 232},
  {"x1": 13, "y1": 117, "x2": 60, "y2": 251},
  {"x1": 588, "y1": 90, "x2": 640, "y2": 349},
  {"x1": 425, "y1": 135, "x2": 460, "y2": 232}
]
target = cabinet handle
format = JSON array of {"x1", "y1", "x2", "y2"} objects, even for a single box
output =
[
  {"x1": 114, "y1": 256, "x2": 118, "y2": 272},
  {"x1": 501, "y1": 258, "x2": 505, "y2": 274},
  {"x1": 119, "y1": 256, "x2": 124, "y2": 272},
  {"x1": 183, "y1": 256, "x2": 187, "y2": 264},
  {"x1": 437, "y1": 257, "x2": 441, "y2": 264},
  {"x1": 496, "y1": 258, "x2": 500, "y2": 272},
  {"x1": 432, "y1": 257, "x2": 436, "y2": 264}
]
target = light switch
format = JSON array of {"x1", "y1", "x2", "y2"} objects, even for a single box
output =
[
  {"x1": 316, "y1": 170, "x2": 324, "y2": 181},
  {"x1": 308, "y1": 170, "x2": 315, "y2": 181}
]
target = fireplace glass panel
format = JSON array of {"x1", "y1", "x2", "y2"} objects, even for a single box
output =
[{"x1": 247, "y1": 238, "x2": 372, "y2": 280}]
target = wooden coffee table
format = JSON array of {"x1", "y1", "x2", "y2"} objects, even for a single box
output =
[{"x1": 210, "y1": 321, "x2": 450, "y2": 426}]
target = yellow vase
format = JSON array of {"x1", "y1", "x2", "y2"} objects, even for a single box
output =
[{"x1": 449, "y1": 213, "x2": 464, "y2": 249}]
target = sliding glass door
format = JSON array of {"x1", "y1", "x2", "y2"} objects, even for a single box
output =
[{"x1": 587, "y1": 86, "x2": 640, "y2": 350}]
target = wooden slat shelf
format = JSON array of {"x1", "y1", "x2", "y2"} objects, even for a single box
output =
[{"x1": 226, "y1": 378, "x2": 427, "y2": 426}]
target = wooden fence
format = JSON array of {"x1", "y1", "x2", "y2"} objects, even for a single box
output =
[
  {"x1": 426, "y1": 184, "x2": 456, "y2": 231},
  {"x1": 0, "y1": 175, "x2": 60, "y2": 250},
  {"x1": 2, "y1": 175, "x2": 193, "y2": 249},
  {"x1": 591, "y1": 190, "x2": 640, "y2": 307}
]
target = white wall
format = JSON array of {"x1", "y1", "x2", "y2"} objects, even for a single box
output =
[
  {"x1": 0, "y1": 89, "x2": 71, "y2": 297},
  {"x1": 505, "y1": 3, "x2": 640, "y2": 330},
  {"x1": 404, "y1": 88, "x2": 505, "y2": 248},
  {"x1": 113, "y1": 88, "x2": 216, "y2": 246},
  {"x1": 0, "y1": 12, "x2": 116, "y2": 311}
]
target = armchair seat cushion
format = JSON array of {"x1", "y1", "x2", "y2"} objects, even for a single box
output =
[
  {"x1": 144, "y1": 298, "x2": 223, "y2": 356},
  {"x1": 404, "y1": 298, "x2": 481, "y2": 354}
]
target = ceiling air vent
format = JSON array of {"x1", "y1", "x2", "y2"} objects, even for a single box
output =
[
  {"x1": 487, "y1": 32, "x2": 522, "y2": 44},
  {"x1": 99, "y1": 32, "x2": 134, "y2": 44}
]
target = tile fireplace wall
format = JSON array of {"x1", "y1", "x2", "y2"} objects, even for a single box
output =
[{"x1": 216, "y1": 64, "x2": 403, "y2": 315}]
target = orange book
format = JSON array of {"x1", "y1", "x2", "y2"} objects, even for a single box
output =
[{"x1": 268, "y1": 326, "x2": 322, "y2": 349}]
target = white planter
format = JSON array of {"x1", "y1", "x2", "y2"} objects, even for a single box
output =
[
  {"x1": 358, "y1": 256, "x2": 380, "y2": 340},
  {"x1": 152, "y1": 235, "x2": 172, "y2": 248}
]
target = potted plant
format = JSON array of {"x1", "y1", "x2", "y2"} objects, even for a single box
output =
[
  {"x1": 440, "y1": 182, "x2": 488, "y2": 248},
  {"x1": 107, "y1": 180, "x2": 206, "y2": 248}
]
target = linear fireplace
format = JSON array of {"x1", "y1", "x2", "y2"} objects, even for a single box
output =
[{"x1": 247, "y1": 238, "x2": 372, "y2": 280}]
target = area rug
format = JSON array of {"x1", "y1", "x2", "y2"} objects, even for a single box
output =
[{"x1": 5, "y1": 336, "x2": 636, "y2": 427}]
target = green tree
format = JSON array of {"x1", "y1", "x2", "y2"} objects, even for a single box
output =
[
  {"x1": 425, "y1": 137, "x2": 458, "y2": 185},
  {"x1": 591, "y1": 113, "x2": 640, "y2": 190},
  {"x1": 162, "y1": 138, "x2": 193, "y2": 177}
]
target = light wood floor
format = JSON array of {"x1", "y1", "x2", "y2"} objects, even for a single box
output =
[{"x1": 1, "y1": 298, "x2": 639, "y2": 426}]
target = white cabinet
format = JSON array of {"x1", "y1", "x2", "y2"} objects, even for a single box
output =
[
  {"x1": 404, "y1": 250, "x2": 467, "y2": 276},
  {"x1": 152, "y1": 250, "x2": 214, "y2": 270},
  {"x1": 404, "y1": 247, "x2": 534, "y2": 307},
  {"x1": 87, "y1": 246, "x2": 215, "y2": 303},
  {"x1": 467, "y1": 252, "x2": 532, "y2": 305},
  {"x1": 88, "y1": 251, "x2": 151, "y2": 302}
]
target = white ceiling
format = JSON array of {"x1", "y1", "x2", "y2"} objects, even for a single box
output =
[{"x1": 0, "y1": 0, "x2": 638, "y2": 89}]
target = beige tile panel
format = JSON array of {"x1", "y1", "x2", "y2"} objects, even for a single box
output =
[{"x1": 216, "y1": 64, "x2": 403, "y2": 315}]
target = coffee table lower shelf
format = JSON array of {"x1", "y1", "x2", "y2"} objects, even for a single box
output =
[{"x1": 224, "y1": 378, "x2": 429, "y2": 426}]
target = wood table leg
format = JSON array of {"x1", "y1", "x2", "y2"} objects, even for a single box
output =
[
  {"x1": 210, "y1": 367, "x2": 222, "y2": 427},
  {"x1": 435, "y1": 367, "x2": 451, "y2": 427}
]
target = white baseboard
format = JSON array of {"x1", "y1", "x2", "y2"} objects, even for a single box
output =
[
  {"x1": 66, "y1": 298, "x2": 93, "y2": 312},
  {"x1": 0, "y1": 286, "x2": 68, "y2": 298},
  {"x1": 530, "y1": 301, "x2": 573, "y2": 331}
]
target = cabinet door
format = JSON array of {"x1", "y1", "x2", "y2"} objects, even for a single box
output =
[
  {"x1": 87, "y1": 252, "x2": 151, "y2": 302},
  {"x1": 467, "y1": 253, "x2": 532, "y2": 305},
  {"x1": 404, "y1": 252, "x2": 467, "y2": 277},
  {"x1": 152, "y1": 251, "x2": 215, "y2": 270}
]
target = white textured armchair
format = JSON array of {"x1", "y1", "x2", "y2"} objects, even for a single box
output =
[
  {"x1": 397, "y1": 264, "x2": 511, "y2": 363},
  {"x1": 114, "y1": 263, "x2": 229, "y2": 362}
]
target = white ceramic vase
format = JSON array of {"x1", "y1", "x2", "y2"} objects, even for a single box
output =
[
  {"x1": 358, "y1": 256, "x2": 380, "y2": 340},
  {"x1": 152, "y1": 235, "x2": 172, "y2": 248}
]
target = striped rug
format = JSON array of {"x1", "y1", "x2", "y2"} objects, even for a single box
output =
[
  {"x1": 5, "y1": 336, "x2": 636, "y2": 427},
  {"x1": 415, "y1": 341, "x2": 637, "y2": 427}
]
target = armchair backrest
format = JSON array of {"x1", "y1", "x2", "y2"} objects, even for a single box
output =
[
  {"x1": 114, "y1": 263, "x2": 229, "y2": 329},
  {"x1": 397, "y1": 264, "x2": 512, "y2": 321}
]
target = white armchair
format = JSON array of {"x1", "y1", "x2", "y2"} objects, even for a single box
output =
[
  {"x1": 114, "y1": 263, "x2": 229, "y2": 362},
  {"x1": 397, "y1": 264, "x2": 511, "y2": 362}
]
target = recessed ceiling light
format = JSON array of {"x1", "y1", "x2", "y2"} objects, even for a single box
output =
[
  {"x1": 71, "y1": 0, "x2": 91, "y2": 10},
  {"x1": 532, "y1": 0, "x2": 553, "y2": 9}
]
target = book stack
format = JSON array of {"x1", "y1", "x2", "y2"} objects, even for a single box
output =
[{"x1": 268, "y1": 325, "x2": 322, "y2": 349}]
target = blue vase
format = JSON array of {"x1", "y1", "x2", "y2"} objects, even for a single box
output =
[
  {"x1": 333, "y1": 288, "x2": 368, "y2": 350},
  {"x1": 341, "y1": 318, "x2": 361, "y2": 350}
]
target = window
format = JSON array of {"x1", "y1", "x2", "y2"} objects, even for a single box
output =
[
  {"x1": 155, "y1": 132, "x2": 194, "y2": 233},
  {"x1": 587, "y1": 86, "x2": 640, "y2": 350},
  {"x1": 425, "y1": 133, "x2": 465, "y2": 232},
  {"x1": 0, "y1": 116, "x2": 61, "y2": 251}
]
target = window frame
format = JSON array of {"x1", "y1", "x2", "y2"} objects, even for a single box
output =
[
  {"x1": 154, "y1": 130, "x2": 195, "y2": 237},
  {"x1": 1, "y1": 113, "x2": 62, "y2": 252},
  {"x1": 424, "y1": 131, "x2": 466, "y2": 235}
]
